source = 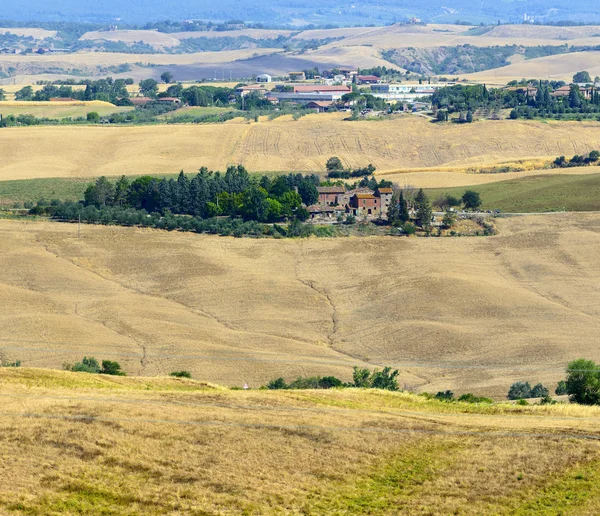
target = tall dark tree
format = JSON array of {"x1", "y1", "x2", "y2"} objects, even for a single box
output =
[{"x1": 414, "y1": 189, "x2": 432, "y2": 230}]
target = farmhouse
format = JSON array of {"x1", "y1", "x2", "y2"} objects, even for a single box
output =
[
  {"x1": 305, "y1": 101, "x2": 333, "y2": 112},
  {"x1": 236, "y1": 85, "x2": 268, "y2": 97},
  {"x1": 376, "y1": 187, "x2": 393, "y2": 213},
  {"x1": 317, "y1": 186, "x2": 345, "y2": 205},
  {"x1": 350, "y1": 193, "x2": 381, "y2": 217},
  {"x1": 356, "y1": 75, "x2": 380, "y2": 85},
  {"x1": 288, "y1": 72, "x2": 306, "y2": 82}
]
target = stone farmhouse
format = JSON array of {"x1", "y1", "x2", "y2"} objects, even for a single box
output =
[{"x1": 309, "y1": 186, "x2": 393, "y2": 222}]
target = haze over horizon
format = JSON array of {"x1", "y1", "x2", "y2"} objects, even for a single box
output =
[{"x1": 2, "y1": 0, "x2": 600, "y2": 25}]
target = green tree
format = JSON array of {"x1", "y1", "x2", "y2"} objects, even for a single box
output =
[
  {"x1": 15, "y1": 86, "x2": 33, "y2": 101},
  {"x1": 573, "y1": 71, "x2": 592, "y2": 84},
  {"x1": 530, "y1": 383, "x2": 549, "y2": 398},
  {"x1": 462, "y1": 190, "x2": 482, "y2": 211},
  {"x1": 555, "y1": 380, "x2": 568, "y2": 396},
  {"x1": 569, "y1": 84, "x2": 582, "y2": 108},
  {"x1": 565, "y1": 359, "x2": 600, "y2": 405},
  {"x1": 370, "y1": 367, "x2": 399, "y2": 391},
  {"x1": 71, "y1": 356, "x2": 101, "y2": 373},
  {"x1": 241, "y1": 186, "x2": 270, "y2": 222},
  {"x1": 100, "y1": 360, "x2": 126, "y2": 376},
  {"x1": 326, "y1": 156, "x2": 344, "y2": 173},
  {"x1": 160, "y1": 71, "x2": 174, "y2": 84},
  {"x1": 414, "y1": 189, "x2": 432, "y2": 230},
  {"x1": 139, "y1": 78, "x2": 159, "y2": 98},
  {"x1": 86, "y1": 111, "x2": 100, "y2": 123},
  {"x1": 352, "y1": 367, "x2": 371, "y2": 387},
  {"x1": 508, "y1": 381, "x2": 532, "y2": 400},
  {"x1": 0, "y1": 89, "x2": 5, "y2": 101},
  {"x1": 466, "y1": 110, "x2": 473, "y2": 123}
]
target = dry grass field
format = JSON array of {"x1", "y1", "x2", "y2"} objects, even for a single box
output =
[
  {"x1": 465, "y1": 51, "x2": 600, "y2": 83},
  {"x1": 1, "y1": 214, "x2": 600, "y2": 397},
  {"x1": 0, "y1": 115, "x2": 599, "y2": 179},
  {"x1": 80, "y1": 30, "x2": 183, "y2": 49},
  {"x1": 378, "y1": 166, "x2": 600, "y2": 189},
  {"x1": 0, "y1": 27, "x2": 57, "y2": 39},
  {"x1": 0, "y1": 100, "x2": 132, "y2": 119},
  {"x1": 2, "y1": 367, "x2": 600, "y2": 514}
]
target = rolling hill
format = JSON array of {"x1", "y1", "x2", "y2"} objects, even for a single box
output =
[
  {"x1": 0, "y1": 116, "x2": 598, "y2": 179},
  {"x1": 1, "y1": 213, "x2": 600, "y2": 397},
  {"x1": 2, "y1": 367, "x2": 600, "y2": 514}
]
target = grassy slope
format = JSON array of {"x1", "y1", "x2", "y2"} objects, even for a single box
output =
[
  {"x1": 426, "y1": 173, "x2": 600, "y2": 212},
  {"x1": 2, "y1": 368, "x2": 600, "y2": 514},
  {"x1": 0, "y1": 102, "x2": 132, "y2": 119}
]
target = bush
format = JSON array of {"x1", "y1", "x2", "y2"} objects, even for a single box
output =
[
  {"x1": 555, "y1": 380, "x2": 568, "y2": 396},
  {"x1": 100, "y1": 360, "x2": 126, "y2": 376},
  {"x1": 68, "y1": 356, "x2": 125, "y2": 375},
  {"x1": 266, "y1": 377, "x2": 288, "y2": 390},
  {"x1": 565, "y1": 358, "x2": 600, "y2": 405},
  {"x1": 402, "y1": 222, "x2": 417, "y2": 235},
  {"x1": 71, "y1": 356, "x2": 101, "y2": 373},
  {"x1": 530, "y1": 383, "x2": 549, "y2": 398},
  {"x1": 435, "y1": 390, "x2": 454, "y2": 401},
  {"x1": 508, "y1": 381, "x2": 532, "y2": 400},
  {"x1": 457, "y1": 393, "x2": 493, "y2": 404},
  {"x1": 170, "y1": 370, "x2": 192, "y2": 378}
]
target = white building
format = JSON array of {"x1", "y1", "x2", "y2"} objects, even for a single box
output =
[{"x1": 256, "y1": 74, "x2": 272, "y2": 83}]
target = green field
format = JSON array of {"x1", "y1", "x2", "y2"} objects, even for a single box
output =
[
  {"x1": 426, "y1": 173, "x2": 600, "y2": 213},
  {"x1": 0, "y1": 102, "x2": 132, "y2": 119},
  {"x1": 157, "y1": 105, "x2": 236, "y2": 119}
]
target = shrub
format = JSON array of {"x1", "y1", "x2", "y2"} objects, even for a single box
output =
[
  {"x1": 508, "y1": 381, "x2": 532, "y2": 400},
  {"x1": 71, "y1": 356, "x2": 101, "y2": 373},
  {"x1": 100, "y1": 360, "x2": 126, "y2": 376},
  {"x1": 170, "y1": 371, "x2": 192, "y2": 378},
  {"x1": 435, "y1": 390, "x2": 454, "y2": 401},
  {"x1": 266, "y1": 377, "x2": 288, "y2": 390},
  {"x1": 458, "y1": 393, "x2": 493, "y2": 404},
  {"x1": 565, "y1": 358, "x2": 600, "y2": 405},
  {"x1": 530, "y1": 383, "x2": 549, "y2": 398},
  {"x1": 402, "y1": 222, "x2": 417, "y2": 235},
  {"x1": 516, "y1": 399, "x2": 529, "y2": 406},
  {"x1": 555, "y1": 380, "x2": 568, "y2": 396}
]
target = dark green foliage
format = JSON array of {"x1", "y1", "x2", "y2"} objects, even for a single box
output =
[
  {"x1": 266, "y1": 377, "x2": 288, "y2": 390},
  {"x1": 71, "y1": 356, "x2": 101, "y2": 374},
  {"x1": 86, "y1": 111, "x2": 100, "y2": 123},
  {"x1": 326, "y1": 156, "x2": 344, "y2": 173},
  {"x1": 351, "y1": 366, "x2": 399, "y2": 391},
  {"x1": 435, "y1": 390, "x2": 454, "y2": 401},
  {"x1": 139, "y1": 78, "x2": 159, "y2": 98},
  {"x1": 553, "y1": 151, "x2": 600, "y2": 168},
  {"x1": 387, "y1": 191, "x2": 409, "y2": 226},
  {"x1": 530, "y1": 383, "x2": 549, "y2": 398},
  {"x1": 508, "y1": 381, "x2": 532, "y2": 400},
  {"x1": 170, "y1": 371, "x2": 192, "y2": 378},
  {"x1": 573, "y1": 71, "x2": 592, "y2": 84},
  {"x1": 160, "y1": 71, "x2": 174, "y2": 84},
  {"x1": 565, "y1": 359, "x2": 600, "y2": 405},
  {"x1": 68, "y1": 356, "x2": 126, "y2": 375},
  {"x1": 414, "y1": 189, "x2": 432, "y2": 230},
  {"x1": 457, "y1": 393, "x2": 493, "y2": 404},
  {"x1": 462, "y1": 190, "x2": 482, "y2": 211},
  {"x1": 555, "y1": 380, "x2": 568, "y2": 396},
  {"x1": 265, "y1": 375, "x2": 342, "y2": 390},
  {"x1": 100, "y1": 360, "x2": 126, "y2": 376}
]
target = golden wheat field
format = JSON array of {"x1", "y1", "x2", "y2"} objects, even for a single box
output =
[
  {"x1": 378, "y1": 166, "x2": 600, "y2": 189},
  {"x1": 1, "y1": 214, "x2": 600, "y2": 397},
  {"x1": 464, "y1": 51, "x2": 600, "y2": 83},
  {"x1": 0, "y1": 100, "x2": 132, "y2": 118},
  {"x1": 2, "y1": 367, "x2": 600, "y2": 514},
  {"x1": 0, "y1": 115, "x2": 599, "y2": 179}
]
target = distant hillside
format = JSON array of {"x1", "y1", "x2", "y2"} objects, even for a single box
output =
[{"x1": 2, "y1": 0, "x2": 600, "y2": 25}]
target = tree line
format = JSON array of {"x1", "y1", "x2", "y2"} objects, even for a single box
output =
[{"x1": 80, "y1": 167, "x2": 319, "y2": 222}]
